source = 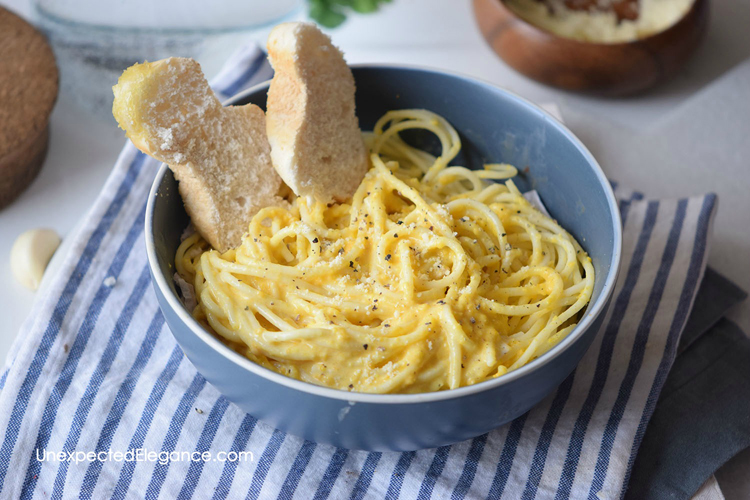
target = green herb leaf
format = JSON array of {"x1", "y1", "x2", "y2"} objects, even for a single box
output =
[
  {"x1": 309, "y1": 2, "x2": 348, "y2": 28},
  {"x1": 309, "y1": 0, "x2": 390, "y2": 28},
  {"x1": 352, "y1": 0, "x2": 378, "y2": 13}
]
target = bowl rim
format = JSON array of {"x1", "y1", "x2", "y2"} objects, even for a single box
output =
[{"x1": 145, "y1": 62, "x2": 622, "y2": 405}]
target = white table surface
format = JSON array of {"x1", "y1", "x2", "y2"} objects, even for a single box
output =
[{"x1": 1, "y1": 0, "x2": 749, "y2": 496}]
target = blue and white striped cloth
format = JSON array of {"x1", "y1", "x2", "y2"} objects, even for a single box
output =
[{"x1": 0, "y1": 45, "x2": 717, "y2": 499}]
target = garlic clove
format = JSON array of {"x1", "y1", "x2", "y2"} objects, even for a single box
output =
[{"x1": 10, "y1": 228, "x2": 62, "y2": 291}]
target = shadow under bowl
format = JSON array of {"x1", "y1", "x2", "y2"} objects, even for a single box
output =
[
  {"x1": 472, "y1": 0, "x2": 709, "y2": 95},
  {"x1": 145, "y1": 64, "x2": 622, "y2": 451}
]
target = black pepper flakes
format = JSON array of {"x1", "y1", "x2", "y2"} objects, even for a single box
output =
[
  {"x1": 363, "y1": 344, "x2": 369, "y2": 350},
  {"x1": 349, "y1": 261, "x2": 354, "y2": 268},
  {"x1": 312, "y1": 237, "x2": 319, "y2": 243},
  {"x1": 393, "y1": 233, "x2": 399, "y2": 238},
  {"x1": 397, "y1": 221, "x2": 403, "y2": 225},
  {"x1": 385, "y1": 254, "x2": 392, "y2": 261}
]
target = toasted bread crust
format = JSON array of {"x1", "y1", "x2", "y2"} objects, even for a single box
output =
[
  {"x1": 113, "y1": 57, "x2": 283, "y2": 251},
  {"x1": 0, "y1": 6, "x2": 58, "y2": 209},
  {"x1": 266, "y1": 23, "x2": 369, "y2": 202}
]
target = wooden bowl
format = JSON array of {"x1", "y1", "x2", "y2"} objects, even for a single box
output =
[{"x1": 473, "y1": 0, "x2": 709, "y2": 95}]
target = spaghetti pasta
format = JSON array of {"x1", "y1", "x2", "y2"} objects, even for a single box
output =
[{"x1": 175, "y1": 109, "x2": 594, "y2": 394}]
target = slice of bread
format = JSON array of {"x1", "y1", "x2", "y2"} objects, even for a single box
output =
[
  {"x1": 112, "y1": 57, "x2": 283, "y2": 252},
  {"x1": 266, "y1": 22, "x2": 369, "y2": 202},
  {"x1": 0, "y1": 6, "x2": 58, "y2": 210}
]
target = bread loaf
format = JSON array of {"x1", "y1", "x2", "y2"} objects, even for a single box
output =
[{"x1": 0, "y1": 6, "x2": 58, "y2": 209}]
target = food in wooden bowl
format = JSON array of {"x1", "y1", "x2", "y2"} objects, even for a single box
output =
[{"x1": 472, "y1": 0, "x2": 709, "y2": 95}]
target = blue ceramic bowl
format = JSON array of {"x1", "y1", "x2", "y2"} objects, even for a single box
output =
[{"x1": 145, "y1": 65, "x2": 622, "y2": 451}]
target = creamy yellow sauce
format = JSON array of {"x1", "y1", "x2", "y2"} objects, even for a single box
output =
[{"x1": 176, "y1": 110, "x2": 594, "y2": 394}]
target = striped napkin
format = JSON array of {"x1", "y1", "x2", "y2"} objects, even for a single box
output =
[{"x1": 0, "y1": 46, "x2": 717, "y2": 499}]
